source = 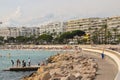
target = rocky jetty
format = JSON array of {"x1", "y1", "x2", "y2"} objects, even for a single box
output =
[{"x1": 22, "y1": 52, "x2": 98, "y2": 80}]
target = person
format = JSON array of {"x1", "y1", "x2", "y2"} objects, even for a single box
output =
[
  {"x1": 17, "y1": 59, "x2": 21, "y2": 67},
  {"x1": 28, "y1": 57, "x2": 31, "y2": 66},
  {"x1": 24, "y1": 61, "x2": 26, "y2": 67},
  {"x1": 101, "y1": 53, "x2": 105, "y2": 59},
  {"x1": 11, "y1": 60, "x2": 14, "y2": 67},
  {"x1": 22, "y1": 60, "x2": 25, "y2": 67}
]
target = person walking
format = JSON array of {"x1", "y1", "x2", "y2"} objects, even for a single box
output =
[{"x1": 101, "y1": 53, "x2": 105, "y2": 59}]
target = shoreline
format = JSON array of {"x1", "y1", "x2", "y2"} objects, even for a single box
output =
[
  {"x1": 0, "y1": 45, "x2": 118, "y2": 80},
  {"x1": 22, "y1": 50, "x2": 118, "y2": 80},
  {"x1": 22, "y1": 51, "x2": 98, "y2": 80}
]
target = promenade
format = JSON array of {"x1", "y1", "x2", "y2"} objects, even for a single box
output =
[{"x1": 83, "y1": 51, "x2": 117, "y2": 80}]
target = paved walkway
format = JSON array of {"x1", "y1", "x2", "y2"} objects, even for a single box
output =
[{"x1": 83, "y1": 51, "x2": 118, "y2": 80}]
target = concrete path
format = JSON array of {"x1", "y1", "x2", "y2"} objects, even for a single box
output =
[{"x1": 83, "y1": 51, "x2": 118, "y2": 80}]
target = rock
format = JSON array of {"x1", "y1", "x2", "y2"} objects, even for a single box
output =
[
  {"x1": 33, "y1": 75, "x2": 41, "y2": 80},
  {"x1": 74, "y1": 73, "x2": 82, "y2": 79},
  {"x1": 22, "y1": 52, "x2": 98, "y2": 80},
  {"x1": 50, "y1": 77, "x2": 61, "y2": 80},
  {"x1": 37, "y1": 66, "x2": 46, "y2": 74},
  {"x1": 91, "y1": 62, "x2": 98, "y2": 68},
  {"x1": 66, "y1": 74, "x2": 76, "y2": 80},
  {"x1": 41, "y1": 71, "x2": 51, "y2": 80}
]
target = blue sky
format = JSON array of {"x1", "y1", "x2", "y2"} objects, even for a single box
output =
[{"x1": 0, "y1": 0, "x2": 120, "y2": 26}]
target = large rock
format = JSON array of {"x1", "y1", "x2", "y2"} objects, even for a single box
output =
[
  {"x1": 37, "y1": 66, "x2": 46, "y2": 74},
  {"x1": 41, "y1": 71, "x2": 51, "y2": 80}
]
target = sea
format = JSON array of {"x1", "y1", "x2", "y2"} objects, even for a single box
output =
[{"x1": 0, "y1": 49, "x2": 59, "y2": 80}]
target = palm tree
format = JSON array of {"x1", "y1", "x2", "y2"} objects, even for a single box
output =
[
  {"x1": 102, "y1": 24, "x2": 108, "y2": 44},
  {"x1": 112, "y1": 27, "x2": 118, "y2": 43},
  {"x1": 88, "y1": 27, "x2": 92, "y2": 44},
  {"x1": 92, "y1": 28, "x2": 100, "y2": 44},
  {"x1": 107, "y1": 30, "x2": 112, "y2": 44}
]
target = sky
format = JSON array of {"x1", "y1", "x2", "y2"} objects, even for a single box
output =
[{"x1": 0, "y1": 0, "x2": 120, "y2": 27}]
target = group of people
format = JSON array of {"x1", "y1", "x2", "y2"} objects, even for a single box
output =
[{"x1": 11, "y1": 58, "x2": 31, "y2": 67}]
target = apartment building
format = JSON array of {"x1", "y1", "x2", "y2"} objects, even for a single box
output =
[
  {"x1": 0, "y1": 27, "x2": 40, "y2": 39},
  {"x1": 40, "y1": 22, "x2": 65, "y2": 35},
  {"x1": 107, "y1": 16, "x2": 120, "y2": 34},
  {"x1": 18, "y1": 27, "x2": 33, "y2": 37},
  {"x1": 9, "y1": 27, "x2": 19, "y2": 38},
  {"x1": 0, "y1": 27, "x2": 10, "y2": 39},
  {"x1": 66, "y1": 18, "x2": 107, "y2": 34}
]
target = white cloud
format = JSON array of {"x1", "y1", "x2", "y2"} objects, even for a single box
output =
[{"x1": 1, "y1": 6, "x2": 22, "y2": 26}]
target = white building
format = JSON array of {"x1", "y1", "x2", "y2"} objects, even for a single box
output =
[
  {"x1": 40, "y1": 22, "x2": 66, "y2": 35},
  {"x1": 0, "y1": 27, "x2": 10, "y2": 39},
  {"x1": 107, "y1": 16, "x2": 120, "y2": 34},
  {"x1": 18, "y1": 27, "x2": 33, "y2": 37},
  {"x1": 66, "y1": 18, "x2": 107, "y2": 34},
  {"x1": 9, "y1": 27, "x2": 19, "y2": 38}
]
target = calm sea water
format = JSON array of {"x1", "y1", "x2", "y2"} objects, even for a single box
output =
[{"x1": 0, "y1": 49, "x2": 58, "y2": 80}]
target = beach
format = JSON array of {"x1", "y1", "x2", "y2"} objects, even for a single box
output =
[{"x1": 0, "y1": 44, "x2": 120, "y2": 51}]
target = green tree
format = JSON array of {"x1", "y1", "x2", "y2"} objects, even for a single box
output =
[
  {"x1": 102, "y1": 24, "x2": 108, "y2": 44},
  {"x1": 57, "y1": 30, "x2": 85, "y2": 44},
  {"x1": 7, "y1": 37, "x2": 15, "y2": 43},
  {"x1": 28, "y1": 35, "x2": 36, "y2": 44},
  {"x1": 0, "y1": 36, "x2": 4, "y2": 44},
  {"x1": 112, "y1": 27, "x2": 118, "y2": 43},
  {"x1": 107, "y1": 30, "x2": 112, "y2": 44},
  {"x1": 71, "y1": 30, "x2": 85, "y2": 36},
  {"x1": 58, "y1": 32, "x2": 73, "y2": 43},
  {"x1": 37, "y1": 34, "x2": 53, "y2": 44},
  {"x1": 16, "y1": 36, "x2": 28, "y2": 44},
  {"x1": 92, "y1": 28, "x2": 100, "y2": 44}
]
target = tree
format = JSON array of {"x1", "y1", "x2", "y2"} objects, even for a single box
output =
[
  {"x1": 57, "y1": 30, "x2": 85, "y2": 44},
  {"x1": 107, "y1": 30, "x2": 112, "y2": 44},
  {"x1": 102, "y1": 24, "x2": 108, "y2": 44},
  {"x1": 58, "y1": 32, "x2": 73, "y2": 43},
  {"x1": 92, "y1": 28, "x2": 100, "y2": 44},
  {"x1": 37, "y1": 34, "x2": 53, "y2": 44},
  {"x1": 16, "y1": 36, "x2": 28, "y2": 44},
  {"x1": 28, "y1": 35, "x2": 36, "y2": 44},
  {"x1": 71, "y1": 30, "x2": 85, "y2": 36},
  {"x1": 7, "y1": 37, "x2": 15, "y2": 43},
  {"x1": 112, "y1": 27, "x2": 118, "y2": 43},
  {"x1": 0, "y1": 36, "x2": 4, "y2": 44}
]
